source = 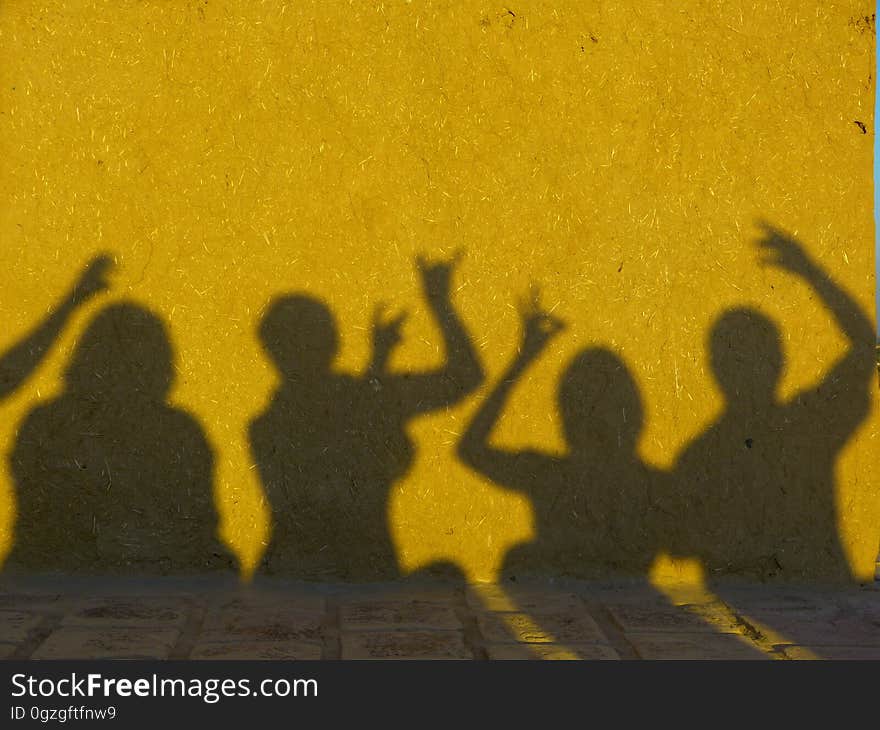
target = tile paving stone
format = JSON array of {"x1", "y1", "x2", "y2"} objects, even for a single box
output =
[
  {"x1": 625, "y1": 632, "x2": 770, "y2": 660},
  {"x1": 200, "y1": 608, "x2": 323, "y2": 644},
  {"x1": 0, "y1": 594, "x2": 63, "y2": 610},
  {"x1": 342, "y1": 631, "x2": 472, "y2": 659},
  {"x1": 190, "y1": 641, "x2": 323, "y2": 660},
  {"x1": 743, "y1": 615, "x2": 880, "y2": 647},
  {"x1": 464, "y1": 584, "x2": 511, "y2": 610},
  {"x1": 600, "y1": 585, "x2": 721, "y2": 609},
  {"x1": 486, "y1": 643, "x2": 620, "y2": 660},
  {"x1": 654, "y1": 589, "x2": 724, "y2": 607},
  {"x1": 720, "y1": 593, "x2": 838, "y2": 618},
  {"x1": 606, "y1": 603, "x2": 742, "y2": 634},
  {"x1": 476, "y1": 612, "x2": 609, "y2": 645},
  {"x1": 345, "y1": 587, "x2": 460, "y2": 605},
  {"x1": 466, "y1": 586, "x2": 584, "y2": 614},
  {"x1": 595, "y1": 586, "x2": 680, "y2": 605},
  {"x1": 0, "y1": 610, "x2": 45, "y2": 643},
  {"x1": 4, "y1": 579, "x2": 880, "y2": 660},
  {"x1": 839, "y1": 595, "x2": 880, "y2": 617},
  {"x1": 62, "y1": 597, "x2": 190, "y2": 628},
  {"x1": 731, "y1": 605, "x2": 841, "y2": 626},
  {"x1": 782, "y1": 645, "x2": 880, "y2": 660},
  {"x1": 206, "y1": 595, "x2": 327, "y2": 615},
  {"x1": 340, "y1": 600, "x2": 461, "y2": 631},
  {"x1": 31, "y1": 627, "x2": 180, "y2": 659}
]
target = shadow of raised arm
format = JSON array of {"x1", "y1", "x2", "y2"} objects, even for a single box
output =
[
  {"x1": 0, "y1": 254, "x2": 113, "y2": 401},
  {"x1": 756, "y1": 222, "x2": 875, "y2": 400},
  {"x1": 379, "y1": 252, "x2": 484, "y2": 413},
  {"x1": 457, "y1": 292, "x2": 565, "y2": 487}
]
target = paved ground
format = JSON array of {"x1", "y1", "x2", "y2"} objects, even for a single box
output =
[{"x1": 0, "y1": 575, "x2": 877, "y2": 660}]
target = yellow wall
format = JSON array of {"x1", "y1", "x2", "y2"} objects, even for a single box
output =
[{"x1": 0, "y1": 0, "x2": 876, "y2": 582}]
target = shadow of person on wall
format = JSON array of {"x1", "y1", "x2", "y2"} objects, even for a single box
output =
[
  {"x1": 8, "y1": 302, "x2": 232, "y2": 574},
  {"x1": 454, "y1": 292, "x2": 731, "y2": 659},
  {"x1": 249, "y1": 253, "x2": 483, "y2": 580},
  {"x1": 457, "y1": 291, "x2": 668, "y2": 581},
  {"x1": 671, "y1": 222, "x2": 876, "y2": 583}
]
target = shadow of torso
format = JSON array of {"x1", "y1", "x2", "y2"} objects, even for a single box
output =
[
  {"x1": 673, "y1": 393, "x2": 866, "y2": 582},
  {"x1": 500, "y1": 452, "x2": 669, "y2": 580},
  {"x1": 10, "y1": 394, "x2": 230, "y2": 573},
  {"x1": 7, "y1": 303, "x2": 231, "y2": 575},
  {"x1": 250, "y1": 374, "x2": 414, "y2": 579}
]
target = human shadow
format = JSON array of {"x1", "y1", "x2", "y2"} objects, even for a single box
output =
[
  {"x1": 674, "y1": 224, "x2": 874, "y2": 581},
  {"x1": 249, "y1": 253, "x2": 483, "y2": 579},
  {"x1": 660, "y1": 223, "x2": 878, "y2": 658},
  {"x1": 455, "y1": 292, "x2": 709, "y2": 657},
  {"x1": 670, "y1": 222, "x2": 876, "y2": 583},
  {"x1": 459, "y1": 223, "x2": 875, "y2": 584},
  {"x1": 458, "y1": 221, "x2": 874, "y2": 657},
  {"x1": 7, "y1": 301, "x2": 233, "y2": 574},
  {"x1": 458, "y1": 291, "x2": 668, "y2": 580}
]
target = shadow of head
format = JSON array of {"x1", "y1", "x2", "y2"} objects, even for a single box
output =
[
  {"x1": 64, "y1": 302, "x2": 174, "y2": 398},
  {"x1": 259, "y1": 295, "x2": 339, "y2": 376},
  {"x1": 558, "y1": 347, "x2": 643, "y2": 454},
  {"x1": 709, "y1": 307, "x2": 783, "y2": 404}
]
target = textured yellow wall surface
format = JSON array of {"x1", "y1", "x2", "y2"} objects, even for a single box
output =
[{"x1": 0, "y1": 1, "x2": 876, "y2": 582}]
